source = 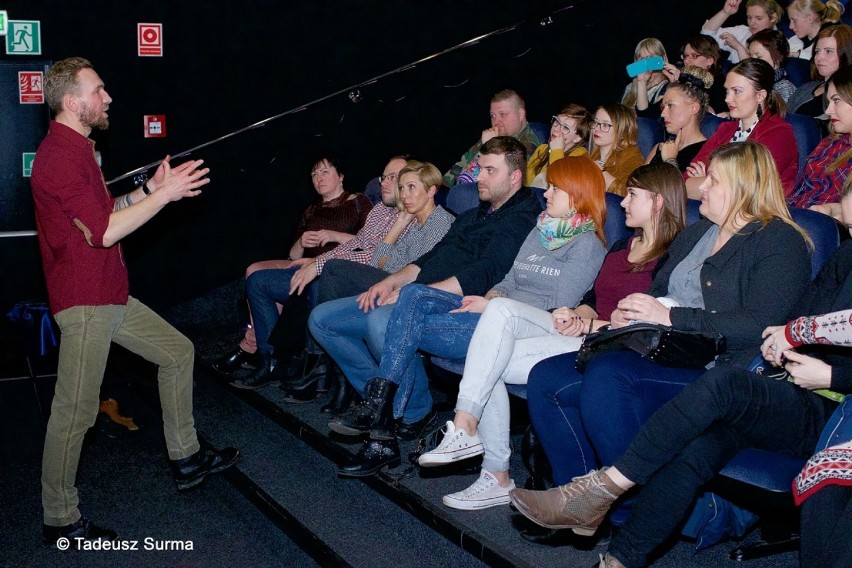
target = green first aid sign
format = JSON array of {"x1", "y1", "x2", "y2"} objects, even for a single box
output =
[
  {"x1": 0, "y1": 11, "x2": 8, "y2": 35},
  {"x1": 6, "y1": 20, "x2": 41, "y2": 55},
  {"x1": 23, "y1": 153, "x2": 35, "y2": 177}
]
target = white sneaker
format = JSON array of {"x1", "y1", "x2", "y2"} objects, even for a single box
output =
[
  {"x1": 442, "y1": 470, "x2": 515, "y2": 510},
  {"x1": 418, "y1": 421, "x2": 484, "y2": 467}
]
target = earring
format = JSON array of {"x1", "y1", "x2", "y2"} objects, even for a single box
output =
[{"x1": 756, "y1": 103, "x2": 764, "y2": 120}]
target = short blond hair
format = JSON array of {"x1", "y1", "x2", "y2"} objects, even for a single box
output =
[{"x1": 44, "y1": 57, "x2": 93, "y2": 115}]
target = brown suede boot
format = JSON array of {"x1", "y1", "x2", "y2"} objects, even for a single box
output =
[{"x1": 509, "y1": 467, "x2": 624, "y2": 535}]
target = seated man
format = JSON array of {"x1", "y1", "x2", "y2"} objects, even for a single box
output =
[
  {"x1": 443, "y1": 89, "x2": 542, "y2": 187},
  {"x1": 309, "y1": 137, "x2": 542, "y2": 472}
]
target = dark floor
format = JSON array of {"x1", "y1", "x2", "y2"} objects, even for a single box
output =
[{"x1": 0, "y1": 281, "x2": 801, "y2": 568}]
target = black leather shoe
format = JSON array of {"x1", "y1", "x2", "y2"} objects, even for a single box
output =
[
  {"x1": 171, "y1": 447, "x2": 240, "y2": 491},
  {"x1": 338, "y1": 438, "x2": 401, "y2": 477},
  {"x1": 43, "y1": 516, "x2": 118, "y2": 547},
  {"x1": 328, "y1": 377, "x2": 397, "y2": 437},
  {"x1": 321, "y1": 368, "x2": 354, "y2": 415},
  {"x1": 211, "y1": 347, "x2": 258, "y2": 376},
  {"x1": 229, "y1": 353, "x2": 280, "y2": 390},
  {"x1": 396, "y1": 409, "x2": 437, "y2": 441},
  {"x1": 519, "y1": 519, "x2": 613, "y2": 548}
]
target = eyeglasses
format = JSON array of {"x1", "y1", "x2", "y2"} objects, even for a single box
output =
[
  {"x1": 379, "y1": 173, "x2": 398, "y2": 183},
  {"x1": 551, "y1": 116, "x2": 574, "y2": 135},
  {"x1": 593, "y1": 120, "x2": 613, "y2": 133}
]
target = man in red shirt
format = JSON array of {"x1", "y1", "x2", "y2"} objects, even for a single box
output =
[{"x1": 31, "y1": 57, "x2": 239, "y2": 548}]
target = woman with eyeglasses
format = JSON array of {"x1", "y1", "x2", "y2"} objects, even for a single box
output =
[
  {"x1": 590, "y1": 103, "x2": 645, "y2": 196},
  {"x1": 679, "y1": 35, "x2": 727, "y2": 114},
  {"x1": 526, "y1": 104, "x2": 593, "y2": 188},
  {"x1": 644, "y1": 66, "x2": 713, "y2": 172},
  {"x1": 685, "y1": 58, "x2": 798, "y2": 198}
]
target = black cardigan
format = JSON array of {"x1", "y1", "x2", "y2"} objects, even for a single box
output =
[
  {"x1": 649, "y1": 217, "x2": 811, "y2": 366},
  {"x1": 413, "y1": 187, "x2": 541, "y2": 295}
]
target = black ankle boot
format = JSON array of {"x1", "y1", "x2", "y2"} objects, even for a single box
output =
[
  {"x1": 211, "y1": 347, "x2": 258, "y2": 376},
  {"x1": 328, "y1": 377, "x2": 397, "y2": 436},
  {"x1": 43, "y1": 516, "x2": 118, "y2": 547},
  {"x1": 321, "y1": 365, "x2": 354, "y2": 415},
  {"x1": 229, "y1": 352, "x2": 280, "y2": 390},
  {"x1": 337, "y1": 438, "x2": 401, "y2": 477},
  {"x1": 279, "y1": 354, "x2": 333, "y2": 401}
]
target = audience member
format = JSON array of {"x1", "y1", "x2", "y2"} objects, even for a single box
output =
[
  {"x1": 281, "y1": 160, "x2": 453, "y2": 406},
  {"x1": 622, "y1": 38, "x2": 669, "y2": 119},
  {"x1": 788, "y1": 63, "x2": 852, "y2": 213},
  {"x1": 309, "y1": 137, "x2": 541, "y2": 445},
  {"x1": 510, "y1": 166, "x2": 852, "y2": 568},
  {"x1": 589, "y1": 104, "x2": 644, "y2": 196},
  {"x1": 645, "y1": 66, "x2": 713, "y2": 171},
  {"x1": 679, "y1": 35, "x2": 728, "y2": 113},
  {"x1": 418, "y1": 162, "x2": 685, "y2": 514},
  {"x1": 224, "y1": 156, "x2": 372, "y2": 390},
  {"x1": 443, "y1": 89, "x2": 542, "y2": 187},
  {"x1": 526, "y1": 104, "x2": 593, "y2": 188},
  {"x1": 788, "y1": 23, "x2": 852, "y2": 119},
  {"x1": 686, "y1": 58, "x2": 797, "y2": 197},
  {"x1": 519, "y1": 141, "x2": 811, "y2": 536},
  {"x1": 701, "y1": 0, "x2": 784, "y2": 64},
  {"x1": 787, "y1": 0, "x2": 846, "y2": 59},
  {"x1": 747, "y1": 29, "x2": 798, "y2": 101}
]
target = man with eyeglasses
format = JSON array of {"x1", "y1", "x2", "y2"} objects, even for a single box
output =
[{"x1": 443, "y1": 89, "x2": 541, "y2": 187}]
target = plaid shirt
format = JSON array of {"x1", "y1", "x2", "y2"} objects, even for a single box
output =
[
  {"x1": 314, "y1": 202, "x2": 410, "y2": 274},
  {"x1": 788, "y1": 135, "x2": 852, "y2": 209}
]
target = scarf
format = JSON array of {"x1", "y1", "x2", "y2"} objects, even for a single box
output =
[{"x1": 537, "y1": 210, "x2": 595, "y2": 251}]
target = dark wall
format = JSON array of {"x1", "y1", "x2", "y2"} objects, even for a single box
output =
[{"x1": 1, "y1": 0, "x2": 721, "y2": 315}]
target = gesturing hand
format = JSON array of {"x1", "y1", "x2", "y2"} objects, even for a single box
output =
[{"x1": 157, "y1": 159, "x2": 210, "y2": 202}]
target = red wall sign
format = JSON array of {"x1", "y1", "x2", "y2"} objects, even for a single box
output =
[
  {"x1": 138, "y1": 23, "x2": 163, "y2": 56},
  {"x1": 144, "y1": 115, "x2": 167, "y2": 138},
  {"x1": 19, "y1": 71, "x2": 44, "y2": 104}
]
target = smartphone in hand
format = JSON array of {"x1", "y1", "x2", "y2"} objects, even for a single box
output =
[{"x1": 626, "y1": 56, "x2": 665, "y2": 78}]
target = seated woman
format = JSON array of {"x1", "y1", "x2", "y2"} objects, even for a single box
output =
[
  {"x1": 622, "y1": 38, "x2": 669, "y2": 120},
  {"x1": 330, "y1": 156, "x2": 609, "y2": 479},
  {"x1": 685, "y1": 58, "x2": 798, "y2": 197},
  {"x1": 644, "y1": 66, "x2": 713, "y2": 172},
  {"x1": 521, "y1": 141, "x2": 812, "y2": 537},
  {"x1": 220, "y1": 155, "x2": 372, "y2": 389},
  {"x1": 788, "y1": 23, "x2": 852, "y2": 121},
  {"x1": 787, "y1": 0, "x2": 845, "y2": 59},
  {"x1": 526, "y1": 104, "x2": 593, "y2": 188},
  {"x1": 280, "y1": 160, "x2": 454, "y2": 404},
  {"x1": 680, "y1": 35, "x2": 727, "y2": 113},
  {"x1": 788, "y1": 63, "x2": 852, "y2": 214},
  {"x1": 590, "y1": 104, "x2": 644, "y2": 196},
  {"x1": 509, "y1": 173, "x2": 852, "y2": 568},
  {"x1": 747, "y1": 29, "x2": 797, "y2": 101},
  {"x1": 417, "y1": 162, "x2": 686, "y2": 511},
  {"x1": 700, "y1": 0, "x2": 783, "y2": 64}
]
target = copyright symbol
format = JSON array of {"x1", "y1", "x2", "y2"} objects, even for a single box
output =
[{"x1": 56, "y1": 537, "x2": 70, "y2": 551}]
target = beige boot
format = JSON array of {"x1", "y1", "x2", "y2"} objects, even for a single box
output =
[{"x1": 509, "y1": 467, "x2": 623, "y2": 536}]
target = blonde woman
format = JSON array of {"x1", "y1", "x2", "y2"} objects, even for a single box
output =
[
  {"x1": 622, "y1": 38, "x2": 669, "y2": 118},
  {"x1": 787, "y1": 0, "x2": 845, "y2": 58}
]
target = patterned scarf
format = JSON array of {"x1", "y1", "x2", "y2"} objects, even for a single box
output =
[{"x1": 536, "y1": 210, "x2": 595, "y2": 251}]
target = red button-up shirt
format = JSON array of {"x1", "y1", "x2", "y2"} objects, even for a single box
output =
[{"x1": 30, "y1": 121, "x2": 128, "y2": 315}]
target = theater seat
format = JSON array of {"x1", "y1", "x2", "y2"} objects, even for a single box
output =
[
  {"x1": 529, "y1": 121, "x2": 550, "y2": 146},
  {"x1": 445, "y1": 182, "x2": 479, "y2": 215},
  {"x1": 783, "y1": 57, "x2": 812, "y2": 88},
  {"x1": 637, "y1": 117, "x2": 664, "y2": 159},
  {"x1": 786, "y1": 113, "x2": 822, "y2": 176},
  {"x1": 700, "y1": 114, "x2": 726, "y2": 139}
]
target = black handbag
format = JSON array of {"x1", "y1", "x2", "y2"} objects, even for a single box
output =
[{"x1": 575, "y1": 322, "x2": 726, "y2": 372}]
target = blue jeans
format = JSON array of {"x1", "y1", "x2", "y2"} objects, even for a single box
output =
[
  {"x1": 527, "y1": 351, "x2": 703, "y2": 525},
  {"x1": 378, "y1": 284, "x2": 481, "y2": 418},
  {"x1": 308, "y1": 295, "x2": 432, "y2": 423},
  {"x1": 246, "y1": 267, "x2": 319, "y2": 355}
]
